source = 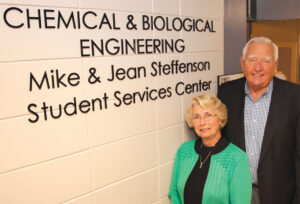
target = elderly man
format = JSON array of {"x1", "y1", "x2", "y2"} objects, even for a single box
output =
[{"x1": 218, "y1": 37, "x2": 300, "y2": 204}]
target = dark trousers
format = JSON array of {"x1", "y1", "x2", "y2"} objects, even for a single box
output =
[{"x1": 251, "y1": 185, "x2": 260, "y2": 204}]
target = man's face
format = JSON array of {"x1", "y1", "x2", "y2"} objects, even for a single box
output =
[{"x1": 241, "y1": 42, "x2": 278, "y2": 92}]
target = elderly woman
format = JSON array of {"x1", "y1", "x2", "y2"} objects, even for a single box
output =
[{"x1": 169, "y1": 94, "x2": 251, "y2": 204}]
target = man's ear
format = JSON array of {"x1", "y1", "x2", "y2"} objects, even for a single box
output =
[
  {"x1": 240, "y1": 56, "x2": 245, "y2": 72},
  {"x1": 274, "y1": 61, "x2": 278, "y2": 72}
]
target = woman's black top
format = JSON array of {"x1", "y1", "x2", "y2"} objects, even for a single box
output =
[{"x1": 184, "y1": 137, "x2": 229, "y2": 204}]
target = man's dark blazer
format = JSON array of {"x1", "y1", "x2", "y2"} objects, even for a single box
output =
[{"x1": 217, "y1": 77, "x2": 300, "y2": 204}]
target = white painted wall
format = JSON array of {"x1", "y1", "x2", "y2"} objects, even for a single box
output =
[{"x1": 0, "y1": 0, "x2": 224, "y2": 203}]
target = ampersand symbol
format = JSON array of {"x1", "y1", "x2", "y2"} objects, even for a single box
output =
[
  {"x1": 88, "y1": 67, "x2": 101, "y2": 84},
  {"x1": 126, "y1": 15, "x2": 137, "y2": 30}
]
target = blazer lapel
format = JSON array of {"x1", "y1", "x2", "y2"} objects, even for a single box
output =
[
  {"x1": 228, "y1": 78, "x2": 246, "y2": 150},
  {"x1": 259, "y1": 78, "x2": 285, "y2": 164},
  {"x1": 235, "y1": 81, "x2": 246, "y2": 150}
]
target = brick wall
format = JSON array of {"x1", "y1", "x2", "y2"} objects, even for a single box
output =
[{"x1": 0, "y1": 0, "x2": 224, "y2": 203}]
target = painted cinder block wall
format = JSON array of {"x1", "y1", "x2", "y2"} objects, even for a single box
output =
[{"x1": 0, "y1": 0, "x2": 224, "y2": 203}]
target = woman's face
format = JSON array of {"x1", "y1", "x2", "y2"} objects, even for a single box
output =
[{"x1": 192, "y1": 104, "x2": 221, "y2": 141}]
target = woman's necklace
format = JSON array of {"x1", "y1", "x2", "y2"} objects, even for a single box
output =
[{"x1": 199, "y1": 142, "x2": 212, "y2": 169}]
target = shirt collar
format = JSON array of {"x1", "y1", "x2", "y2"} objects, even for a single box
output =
[{"x1": 245, "y1": 79, "x2": 273, "y2": 99}]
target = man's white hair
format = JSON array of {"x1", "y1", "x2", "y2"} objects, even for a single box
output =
[{"x1": 242, "y1": 37, "x2": 278, "y2": 62}]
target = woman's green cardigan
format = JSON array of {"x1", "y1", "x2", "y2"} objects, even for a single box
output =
[{"x1": 169, "y1": 139, "x2": 252, "y2": 204}]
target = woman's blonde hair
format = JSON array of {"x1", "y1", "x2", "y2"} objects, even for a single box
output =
[{"x1": 186, "y1": 94, "x2": 228, "y2": 128}]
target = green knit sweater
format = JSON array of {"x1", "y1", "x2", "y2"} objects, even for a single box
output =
[{"x1": 169, "y1": 140, "x2": 252, "y2": 204}]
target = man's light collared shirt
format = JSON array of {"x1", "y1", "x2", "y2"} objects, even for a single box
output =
[{"x1": 244, "y1": 80, "x2": 273, "y2": 184}]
